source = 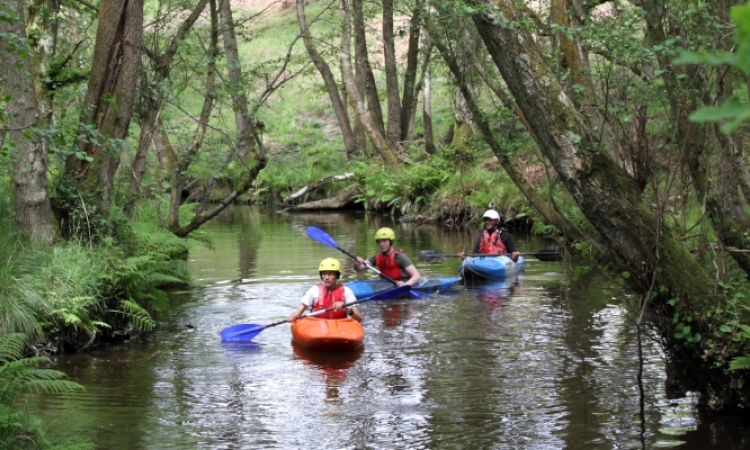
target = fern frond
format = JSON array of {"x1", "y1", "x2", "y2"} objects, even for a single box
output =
[
  {"x1": 729, "y1": 355, "x2": 750, "y2": 371},
  {"x1": 0, "y1": 333, "x2": 26, "y2": 363},
  {"x1": 21, "y1": 379, "x2": 85, "y2": 395},
  {"x1": 117, "y1": 299, "x2": 155, "y2": 331}
]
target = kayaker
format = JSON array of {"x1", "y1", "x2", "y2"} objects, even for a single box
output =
[
  {"x1": 288, "y1": 258, "x2": 362, "y2": 323},
  {"x1": 353, "y1": 227, "x2": 422, "y2": 287},
  {"x1": 458, "y1": 209, "x2": 521, "y2": 262}
]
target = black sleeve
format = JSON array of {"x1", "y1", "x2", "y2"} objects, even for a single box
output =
[
  {"x1": 500, "y1": 230, "x2": 516, "y2": 253},
  {"x1": 472, "y1": 233, "x2": 482, "y2": 254}
]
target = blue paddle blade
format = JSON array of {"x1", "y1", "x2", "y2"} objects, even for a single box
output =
[
  {"x1": 409, "y1": 290, "x2": 427, "y2": 298},
  {"x1": 221, "y1": 323, "x2": 266, "y2": 342},
  {"x1": 305, "y1": 226, "x2": 339, "y2": 249}
]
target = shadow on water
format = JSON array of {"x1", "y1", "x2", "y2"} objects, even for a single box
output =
[{"x1": 31, "y1": 206, "x2": 750, "y2": 449}]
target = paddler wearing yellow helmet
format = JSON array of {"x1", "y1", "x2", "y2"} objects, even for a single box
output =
[
  {"x1": 287, "y1": 258, "x2": 362, "y2": 323},
  {"x1": 354, "y1": 227, "x2": 422, "y2": 287}
]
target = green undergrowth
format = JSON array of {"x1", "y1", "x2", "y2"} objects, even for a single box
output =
[{"x1": 0, "y1": 194, "x2": 204, "y2": 352}]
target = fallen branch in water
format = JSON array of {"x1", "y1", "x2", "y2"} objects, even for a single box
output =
[{"x1": 283, "y1": 172, "x2": 355, "y2": 203}]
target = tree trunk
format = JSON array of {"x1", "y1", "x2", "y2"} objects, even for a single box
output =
[
  {"x1": 25, "y1": 0, "x2": 59, "y2": 127},
  {"x1": 339, "y1": 0, "x2": 400, "y2": 170},
  {"x1": 423, "y1": 66, "x2": 436, "y2": 154},
  {"x1": 382, "y1": 0, "x2": 401, "y2": 150},
  {"x1": 399, "y1": 0, "x2": 423, "y2": 143},
  {"x1": 1, "y1": 0, "x2": 54, "y2": 242},
  {"x1": 218, "y1": 0, "x2": 260, "y2": 162},
  {"x1": 352, "y1": 0, "x2": 385, "y2": 138},
  {"x1": 296, "y1": 0, "x2": 356, "y2": 157},
  {"x1": 65, "y1": 0, "x2": 143, "y2": 211}
]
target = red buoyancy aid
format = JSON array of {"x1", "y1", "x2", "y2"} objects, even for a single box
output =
[
  {"x1": 314, "y1": 283, "x2": 347, "y2": 319},
  {"x1": 478, "y1": 230, "x2": 508, "y2": 255},
  {"x1": 375, "y1": 249, "x2": 406, "y2": 280}
]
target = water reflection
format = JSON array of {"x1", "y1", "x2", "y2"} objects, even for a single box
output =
[
  {"x1": 293, "y1": 344, "x2": 364, "y2": 403},
  {"x1": 32, "y1": 207, "x2": 750, "y2": 449}
]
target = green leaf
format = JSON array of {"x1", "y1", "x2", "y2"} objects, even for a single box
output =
[{"x1": 720, "y1": 324, "x2": 732, "y2": 333}]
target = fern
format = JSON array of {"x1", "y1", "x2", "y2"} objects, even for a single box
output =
[
  {"x1": 0, "y1": 333, "x2": 85, "y2": 449},
  {"x1": 729, "y1": 356, "x2": 750, "y2": 371},
  {"x1": 116, "y1": 299, "x2": 156, "y2": 331}
]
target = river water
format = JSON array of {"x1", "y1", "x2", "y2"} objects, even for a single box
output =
[{"x1": 36, "y1": 207, "x2": 750, "y2": 449}]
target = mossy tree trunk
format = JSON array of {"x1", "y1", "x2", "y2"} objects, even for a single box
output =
[
  {"x1": 1, "y1": 0, "x2": 54, "y2": 242},
  {"x1": 64, "y1": 0, "x2": 143, "y2": 212}
]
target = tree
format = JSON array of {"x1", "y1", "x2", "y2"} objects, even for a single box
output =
[
  {"x1": 62, "y1": 0, "x2": 143, "y2": 215},
  {"x1": 0, "y1": 0, "x2": 54, "y2": 242}
]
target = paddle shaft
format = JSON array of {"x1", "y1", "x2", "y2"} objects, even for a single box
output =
[
  {"x1": 224, "y1": 296, "x2": 369, "y2": 339},
  {"x1": 418, "y1": 247, "x2": 563, "y2": 263},
  {"x1": 221, "y1": 284, "x2": 410, "y2": 341}
]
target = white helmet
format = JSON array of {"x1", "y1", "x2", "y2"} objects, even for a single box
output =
[{"x1": 482, "y1": 209, "x2": 501, "y2": 221}]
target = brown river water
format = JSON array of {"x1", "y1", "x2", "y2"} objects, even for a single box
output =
[{"x1": 35, "y1": 207, "x2": 750, "y2": 449}]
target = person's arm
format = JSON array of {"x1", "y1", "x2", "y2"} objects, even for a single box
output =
[
  {"x1": 337, "y1": 288, "x2": 363, "y2": 322},
  {"x1": 501, "y1": 231, "x2": 520, "y2": 262},
  {"x1": 354, "y1": 255, "x2": 376, "y2": 271},
  {"x1": 401, "y1": 264, "x2": 421, "y2": 287},
  {"x1": 472, "y1": 233, "x2": 482, "y2": 254},
  {"x1": 287, "y1": 304, "x2": 308, "y2": 322},
  {"x1": 394, "y1": 253, "x2": 421, "y2": 286},
  {"x1": 288, "y1": 287, "x2": 316, "y2": 322}
]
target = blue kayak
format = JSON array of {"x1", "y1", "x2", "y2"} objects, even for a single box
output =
[
  {"x1": 458, "y1": 255, "x2": 525, "y2": 281},
  {"x1": 345, "y1": 277, "x2": 461, "y2": 300}
]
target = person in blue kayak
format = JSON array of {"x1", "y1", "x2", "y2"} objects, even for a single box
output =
[
  {"x1": 458, "y1": 209, "x2": 521, "y2": 262},
  {"x1": 353, "y1": 227, "x2": 422, "y2": 287},
  {"x1": 288, "y1": 258, "x2": 362, "y2": 323}
]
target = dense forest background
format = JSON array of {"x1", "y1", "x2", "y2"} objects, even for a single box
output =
[{"x1": 3, "y1": 0, "x2": 750, "y2": 446}]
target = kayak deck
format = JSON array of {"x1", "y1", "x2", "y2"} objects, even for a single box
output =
[
  {"x1": 345, "y1": 277, "x2": 461, "y2": 299},
  {"x1": 459, "y1": 255, "x2": 525, "y2": 280},
  {"x1": 291, "y1": 317, "x2": 364, "y2": 351}
]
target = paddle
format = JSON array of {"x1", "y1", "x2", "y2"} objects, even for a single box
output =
[
  {"x1": 417, "y1": 246, "x2": 564, "y2": 263},
  {"x1": 305, "y1": 226, "x2": 426, "y2": 298},
  {"x1": 220, "y1": 284, "x2": 411, "y2": 342}
]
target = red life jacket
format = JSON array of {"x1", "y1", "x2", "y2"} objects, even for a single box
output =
[
  {"x1": 375, "y1": 249, "x2": 406, "y2": 280},
  {"x1": 314, "y1": 283, "x2": 347, "y2": 319},
  {"x1": 478, "y1": 230, "x2": 508, "y2": 255}
]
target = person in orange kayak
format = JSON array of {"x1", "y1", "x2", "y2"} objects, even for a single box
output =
[
  {"x1": 458, "y1": 209, "x2": 520, "y2": 262},
  {"x1": 353, "y1": 227, "x2": 422, "y2": 287},
  {"x1": 288, "y1": 258, "x2": 362, "y2": 323}
]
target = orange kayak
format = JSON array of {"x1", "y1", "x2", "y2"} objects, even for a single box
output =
[{"x1": 291, "y1": 317, "x2": 364, "y2": 351}]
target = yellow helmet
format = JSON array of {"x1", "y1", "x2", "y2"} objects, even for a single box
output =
[
  {"x1": 374, "y1": 227, "x2": 396, "y2": 241},
  {"x1": 318, "y1": 258, "x2": 341, "y2": 273}
]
